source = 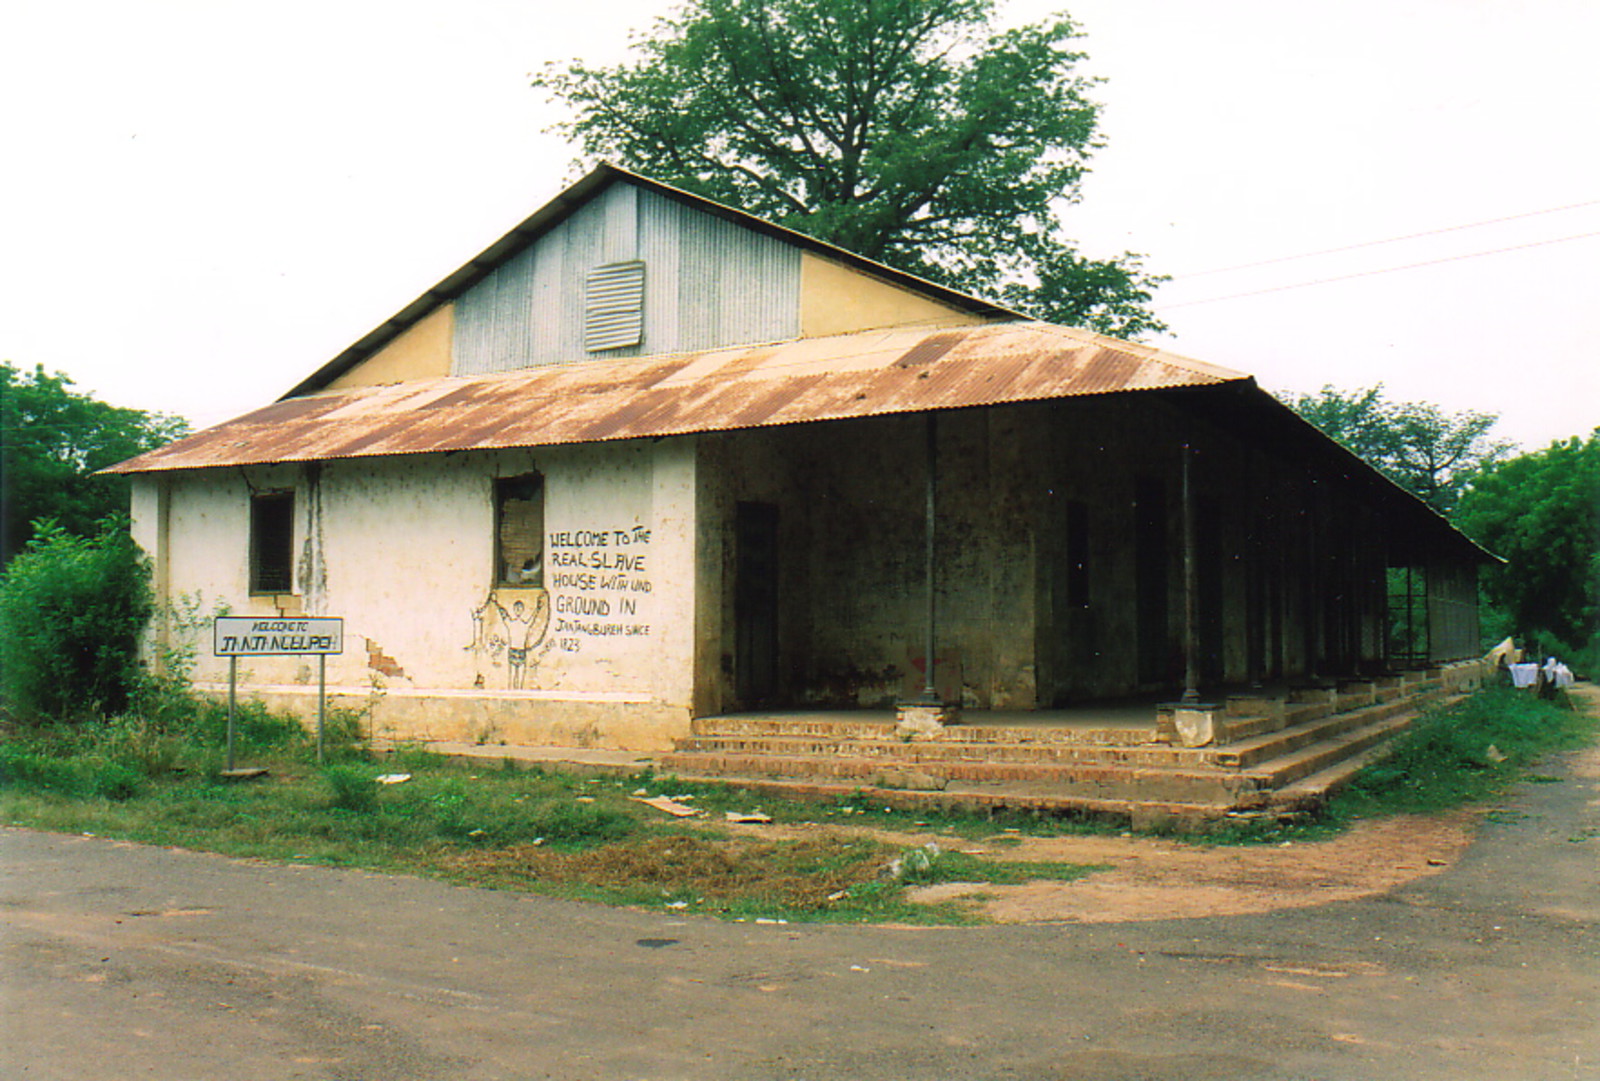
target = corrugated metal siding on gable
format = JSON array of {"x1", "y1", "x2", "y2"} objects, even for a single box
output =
[
  {"x1": 648, "y1": 189, "x2": 799, "y2": 354},
  {"x1": 452, "y1": 185, "x2": 800, "y2": 376}
]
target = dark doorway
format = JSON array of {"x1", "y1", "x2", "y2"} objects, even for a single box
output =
[{"x1": 734, "y1": 501, "x2": 780, "y2": 707}]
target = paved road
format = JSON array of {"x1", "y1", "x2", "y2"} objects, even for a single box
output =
[{"x1": 5, "y1": 745, "x2": 1597, "y2": 1080}]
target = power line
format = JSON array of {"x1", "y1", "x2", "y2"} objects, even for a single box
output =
[
  {"x1": 1155, "y1": 230, "x2": 1600, "y2": 311},
  {"x1": 1174, "y1": 199, "x2": 1600, "y2": 279}
]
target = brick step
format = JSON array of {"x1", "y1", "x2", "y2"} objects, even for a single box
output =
[
  {"x1": 690, "y1": 717, "x2": 901, "y2": 740},
  {"x1": 691, "y1": 716, "x2": 1156, "y2": 746},
  {"x1": 1242, "y1": 712, "x2": 1417, "y2": 791},
  {"x1": 1220, "y1": 698, "x2": 1348, "y2": 740},
  {"x1": 1265, "y1": 737, "x2": 1406, "y2": 815},
  {"x1": 1277, "y1": 679, "x2": 1438, "y2": 724},
  {"x1": 1212, "y1": 712, "x2": 1283, "y2": 742},
  {"x1": 1210, "y1": 688, "x2": 1443, "y2": 768},
  {"x1": 658, "y1": 750, "x2": 1263, "y2": 804},
  {"x1": 650, "y1": 766, "x2": 1237, "y2": 825},
  {"x1": 674, "y1": 734, "x2": 1217, "y2": 769},
  {"x1": 663, "y1": 679, "x2": 1466, "y2": 821}
]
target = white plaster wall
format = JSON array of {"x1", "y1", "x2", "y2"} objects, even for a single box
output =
[{"x1": 132, "y1": 439, "x2": 700, "y2": 749}]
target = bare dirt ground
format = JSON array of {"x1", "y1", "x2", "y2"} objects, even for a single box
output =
[
  {"x1": 911, "y1": 811, "x2": 1480, "y2": 923},
  {"x1": 956, "y1": 683, "x2": 1600, "y2": 923},
  {"x1": 710, "y1": 809, "x2": 1478, "y2": 924},
  {"x1": 733, "y1": 681, "x2": 1600, "y2": 925}
]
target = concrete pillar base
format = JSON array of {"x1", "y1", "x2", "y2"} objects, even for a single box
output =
[
  {"x1": 896, "y1": 702, "x2": 960, "y2": 736},
  {"x1": 1156, "y1": 703, "x2": 1221, "y2": 747}
]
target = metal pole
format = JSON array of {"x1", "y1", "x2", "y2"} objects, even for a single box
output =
[
  {"x1": 317, "y1": 653, "x2": 327, "y2": 765},
  {"x1": 1181, "y1": 443, "x2": 1200, "y2": 705},
  {"x1": 226, "y1": 655, "x2": 238, "y2": 772},
  {"x1": 922, "y1": 412, "x2": 939, "y2": 703}
]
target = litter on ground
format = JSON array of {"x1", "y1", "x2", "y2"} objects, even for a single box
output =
[
  {"x1": 630, "y1": 795, "x2": 702, "y2": 817},
  {"x1": 724, "y1": 810, "x2": 773, "y2": 823}
]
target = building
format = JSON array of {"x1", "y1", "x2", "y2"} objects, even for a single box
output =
[{"x1": 109, "y1": 165, "x2": 1489, "y2": 758}]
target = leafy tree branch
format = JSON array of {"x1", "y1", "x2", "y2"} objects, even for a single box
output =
[{"x1": 534, "y1": 0, "x2": 1166, "y2": 337}]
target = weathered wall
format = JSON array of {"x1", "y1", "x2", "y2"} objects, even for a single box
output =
[
  {"x1": 325, "y1": 304, "x2": 455, "y2": 390},
  {"x1": 132, "y1": 439, "x2": 699, "y2": 750},
  {"x1": 695, "y1": 392, "x2": 1398, "y2": 715},
  {"x1": 699, "y1": 408, "x2": 1046, "y2": 712},
  {"x1": 1028, "y1": 393, "x2": 1392, "y2": 704},
  {"x1": 1427, "y1": 562, "x2": 1482, "y2": 662},
  {"x1": 798, "y1": 253, "x2": 985, "y2": 338}
]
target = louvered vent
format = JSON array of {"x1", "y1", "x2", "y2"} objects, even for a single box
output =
[{"x1": 584, "y1": 260, "x2": 646, "y2": 352}]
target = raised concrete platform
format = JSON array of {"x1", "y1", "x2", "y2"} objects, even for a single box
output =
[
  {"x1": 381, "y1": 661, "x2": 1487, "y2": 827},
  {"x1": 653, "y1": 662, "x2": 1486, "y2": 823}
]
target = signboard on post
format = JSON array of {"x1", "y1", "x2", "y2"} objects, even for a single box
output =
[
  {"x1": 214, "y1": 617, "x2": 344, "y2": 657},
  {"x1": 213, "y1": 617, "x2": 345, "y2": 772}
]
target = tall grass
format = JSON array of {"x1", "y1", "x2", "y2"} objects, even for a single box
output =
[{"x1": 1329, "y1": 685, "x2": 1594, "y2": 818}]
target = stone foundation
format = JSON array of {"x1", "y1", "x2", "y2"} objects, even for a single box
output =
[{"x1": 194, "y1": 683, "x2": 691, "y2": 753}]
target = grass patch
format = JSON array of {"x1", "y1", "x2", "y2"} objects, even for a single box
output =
[
  {"x1": 0, "y1": 695, "x2": 1106, "y2": 924},
  {"x1": 633, "y1": 776, "x2": 1126, "y2": 841},
  {"x1": 1206, "y1": 685, "x2": 1598, "y2": 845},
  {"x1": 894, "y1": 845, "x2": 1108, "y2": 887},
  {"x1": 1328, "y1": 686, "x2": 1594, "y2": 818},
  {"x1": 32, "y1": 681, "x2": 1577, "y2": 906}
]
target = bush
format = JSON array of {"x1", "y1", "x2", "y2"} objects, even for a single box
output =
[
  {"x1": 0, "y1": 520, "x2": 152, "y2": 720},
  {"x1": 179, "y1": 695, "x2": 308, "y2": 751},
  {"x1": 323, "y1": 764, "x2": 380, "y2": 812}
]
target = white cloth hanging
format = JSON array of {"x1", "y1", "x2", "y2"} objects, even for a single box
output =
[{"x1": 1508, "y1": 663, "x2": 1540, "y2": 689}]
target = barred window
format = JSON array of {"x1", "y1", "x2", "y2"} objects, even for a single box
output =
[{"x1": 249, "y1": 491, "x2": 295, "y2": 594}]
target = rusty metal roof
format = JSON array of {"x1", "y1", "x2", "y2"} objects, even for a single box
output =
[{"x1": 107, "y1": 321, "x2": 1251, "y2": 474}]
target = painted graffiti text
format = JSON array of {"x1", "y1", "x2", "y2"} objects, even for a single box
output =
[
  {"x1": 548, "y1": 527, "x2": 651, "y2": 548},
  {"x1": 548, "y1": 524, "x2": 655, "y2": 642}
]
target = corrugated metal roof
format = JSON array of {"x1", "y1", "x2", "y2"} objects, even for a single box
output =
[{"x1": 107, "y1": 321, "x2": 1250, "y2": 475}]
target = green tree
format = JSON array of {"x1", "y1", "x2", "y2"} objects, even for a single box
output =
[
  {"x1": 0, "y1": 520, "x2": 153, "y2": 719},
  {"x1": 1, "y1": 362, "x2": 188, "y2": 564},
  {"x1": 1288, "y1": 384, "x2": 1512, "y2": 516},
  {"x1": 1456, "y1": 432, "x2": 1600, "y2": 664},
  {"x1": 534, "y1": 0, "x2": 1167, "y2": 337}
]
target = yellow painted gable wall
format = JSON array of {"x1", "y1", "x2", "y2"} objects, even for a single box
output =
[
  {"x1": 798, "y1": 253, "x2": 987, "y2": 338},
  {"x1": 325, "y1": 304, "x2": 456, "y2": 391}
]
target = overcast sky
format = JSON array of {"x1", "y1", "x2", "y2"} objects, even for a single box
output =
[{"x1": 2, "y1": 0, "x2": 1595, "y2": 450}]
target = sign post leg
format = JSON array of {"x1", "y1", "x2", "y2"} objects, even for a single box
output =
[
  {"x1": 317, "y1": 653, "x2": 327, "y2": 765},
  {"x1": 226, "y1": 655, "x2": 238, "y2": 772}
]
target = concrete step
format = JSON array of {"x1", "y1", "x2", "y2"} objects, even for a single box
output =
[
  {"x1": 659, "y1": 749, "x2": 1265, "y2": 805},
  {"x1": 1243, "y1": 713, "x2": 1417, "y2": 791},
  {"x1": 664, "y1": 679, "x2": 1464, "y2": 822},
  {"x1": 674, "y1": 734, "x2": 1217, "y2": 769},
  {"x1": 691, "y1": 716, "x2": 1156, "y2": 746},
  {"x1": 1208, "y1": 688, "x2": 1443, "y2": 769},
  {"x1": 649, "y1": 765, "x2": 1237, "y2": 826}
]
